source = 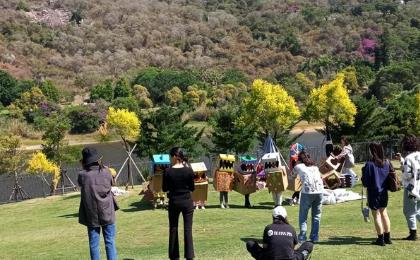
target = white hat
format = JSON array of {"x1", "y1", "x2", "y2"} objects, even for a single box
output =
[{"x1": 273, "y1": 206, "x2": 287, "y2": 218}]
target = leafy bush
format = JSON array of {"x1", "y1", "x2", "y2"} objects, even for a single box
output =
[
  {"x1": 66, "y1": 105, "x2": 101, "y2": 134},
  {"x1": 39, "y1": 80, "x2": 60, "y2": 102},
  {"x1": 0, "y1": 70, "x2": 18, "y2": 106},
  {"x1": 114, "y1": 78, "x2": 131, "y2": 98},
  {"x1": 111, "y1": 97, "x2": 139, "y2": 114},
  {"x1": 90, "y1": 80, "x2": 114, "y2": 102}
]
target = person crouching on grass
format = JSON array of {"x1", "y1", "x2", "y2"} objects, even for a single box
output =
[
  {"x1": 78, "y1": 147, "x2": 118, "y2": 260},
  {"x1": 246, "y1": 206, "x2": 314, "y2": 260},
  {"x1": 361, "y1": 143, "x2": 392, "y2": 246}
]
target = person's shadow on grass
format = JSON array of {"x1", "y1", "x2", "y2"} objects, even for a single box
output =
[
  {"x1": 316, "y1": 236, "x2": 373, "y2": 245},
  {"x1": 121, "y1": 200, "x2": 156, "y2": 212}
]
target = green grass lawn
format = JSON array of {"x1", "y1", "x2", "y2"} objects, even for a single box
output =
[{"x1": 0, "y1": 163, "x2": 417, "y2": 260}]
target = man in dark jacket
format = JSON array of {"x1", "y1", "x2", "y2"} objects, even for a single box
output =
[
  {"x1": 246, "y1": 206, "x2": 313, "y2": 260},
  {"x1": 78, "y1": 147, "x2": 118, "y2": 260}
]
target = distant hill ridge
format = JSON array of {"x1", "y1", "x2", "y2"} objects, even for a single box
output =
[{"x1": 0, "y1": 0, "x2": 418, "y2": 94}]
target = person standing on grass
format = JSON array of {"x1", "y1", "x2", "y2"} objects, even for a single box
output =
[
  {"x1": 292, "y1": 151, "x2": 324, "y2": 243},
  {"x1": 334, "y1": 136, "x2": 357, "y2": 187},
  {"x1": 163, "y1": 147, "x2": 195, "y2": 260},
  {"x1": 401, "y1": 135, "x2": 420, "y2": 241},
  {"x1": 361, "y1": 143, "x2": 392, "y2": 246},
  {"x1": 246, "y1": 206, "x2": 314, "y2": 260},
  {"x1": 78, "y1": 147, "x2": 118, "y2": 260}
]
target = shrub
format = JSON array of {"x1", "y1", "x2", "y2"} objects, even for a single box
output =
[
  {"x1": 40, "y1": 80, "x2": 60, "y2": 102},
  {"x1": 66, "y1": 105, "x2": 101, "y2": 134},
  {"x1": 111, "y1": 97, "x2": 139, "y2": 114},
  {"x1": 90, "y1": 80, "x2": 114, "y2": 102},
  {"x1": 0, "y1": 70, "x2": 18, "y2": 106},
  {"x1": 190, "y1": 106, "x2": 214, "y2": 121}
]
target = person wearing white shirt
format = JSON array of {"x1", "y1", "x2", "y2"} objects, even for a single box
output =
[
  {"x1": 401, "y1": 135, "x2": 420, "y2": 241},
  {"x1": 292, "y1": 151, "x2": 324, "y2": 243}
]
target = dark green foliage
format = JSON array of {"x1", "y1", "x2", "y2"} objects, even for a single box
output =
[
  {"x1": 0, "y1": 70, "x2": 18, "y2": 106},
  {"x1": 16, "y1": 1, "x2": 30, "y2": 12},
  {"x1": 368, "y1": 62, "x2": 419, "y2": 102},
  {"x1": 132, "y1": 68, "x2": 205, "y2": 103},
  {"x1": 113, "y1": 78, "x2": 131, "y2": 98},
  {"x1": 42, "y1": 115, "x2": 70, "y2": 163},
  {"x1": 66, "y1": 105, "x2": 101, "y2": 134},
  {"x1": 282, "y1": 34, "x2": 301, "y2": 55},
  {"x1": 136, "y1": 106, "x2": 204, "y2": 158},
  {"x1": 40, "y1": 80, "x2": 60, "y2": 102},
  {"x1": 70, "y1": 9, "x2": 84, "y2": 25},
  {"x1": 221, "y1": 69, "x2": 248, "y2": 84},
  {"x1": 90, "y1": 80, "x2": 114, "y2": 102},
  {"x1": 111, "y1": 97, "x2": 139, "y2": 114},
  {"x1": 209, "y1": 106, "x2": 255, "y2": 154}
]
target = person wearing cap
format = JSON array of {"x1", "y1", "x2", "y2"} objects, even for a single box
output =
[
  {"x1": 246, "y1": 206, "x2": 314, "y2": 260},
  {"x1": 78, "y1": 147, "x2": 118, "y2": 260},
  {"x1": 395, "y1": 152, "x2": 404, "y2": 170}
]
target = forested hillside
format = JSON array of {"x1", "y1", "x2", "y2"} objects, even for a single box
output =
[
  {"x1": 0, "y1": 0, "x2": 419, "y2": 153},
  {"x1": 1, "y1": 0, "x2": 419, "y2": 95}
]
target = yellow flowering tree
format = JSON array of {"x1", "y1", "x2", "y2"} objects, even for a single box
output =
[
  {"x1": 27, "y1": 151, "x2": 60, "y2": 194},
  {"x1": 303, "y1": 73, "x2": 357, "y2": 136},
  {"x1": 239, "y1": 79, "x2": 301, "y2": 143},
  {"x1": 106, "y1": 107, "x2": 141, "y2": 188}
]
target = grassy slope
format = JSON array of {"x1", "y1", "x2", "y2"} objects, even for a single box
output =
[{"x1": 0, "y1": 163, "x2": 416, "y2": 260}]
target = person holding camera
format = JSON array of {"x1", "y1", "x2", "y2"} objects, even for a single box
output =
[
  {"x1": 78, "y1": 147, "x2": 118, "y2": 260},
  {"x1": 401, "y1": 135, "x2": 420, "y2": 241},
  {"x1": 361, "y1": 143, "x2": 392, "y2": 246},
  {"x1": 246, "y1": 206, "x2": 314, "y2": 260}
]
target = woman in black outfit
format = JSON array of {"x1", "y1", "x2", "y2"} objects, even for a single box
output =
[{"x1": 163, "y1": 147, "x2": 195, "y2": 260}]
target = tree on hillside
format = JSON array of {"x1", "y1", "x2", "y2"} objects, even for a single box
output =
[
  {"x1": 40, "y1": 80, "x2": 60, "y2": 102},
  {"x1": 114, "y1": 78, "x2": 131, "y2": 98},
  {"x1": 90, "y1": 80, "x2": 114, "y2": 102},
  {"x1": 0, "y1": 70, "x2": 18, "y2": 106},
  {"x1": 165, "y1": 86, "x2": 183, "y2": 107},
  {"x1": 132, "y1": 85, "x2": 153, "y2": 109},
  {"x1": 136, "y1": 106, "x2": 204, "y2": 158},
  {"x1": 303, "y1": 73, "x2": 357, "y2": 141},
  {"x1": 239, "y1": 79, "x2": 301, "y2": 146},
  {"x1": 210, "y1": 105, "x2": 255, "y2": 154}
]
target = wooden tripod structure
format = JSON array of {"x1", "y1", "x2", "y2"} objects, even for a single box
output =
[
  {"x1": 9, "y1": 172, "x2": 30, "y2": 201},
  {"x1": 115, "y1": 143, "x2": 146, "y2": 189}
]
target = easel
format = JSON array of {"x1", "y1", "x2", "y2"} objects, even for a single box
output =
[
  {"x1": 9, "y1": 172, "x2": 30, "y2": 201},
  {"x1": 115, "y1": 143, "x2": 146, "y2": 189},
  {"x1": 56, "y1": 168, "x2": 78, "y2": 195}
]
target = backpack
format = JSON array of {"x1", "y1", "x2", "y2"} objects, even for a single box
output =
[{"x1": 386, "y1": 160, "x2": 401, "y2": 192}]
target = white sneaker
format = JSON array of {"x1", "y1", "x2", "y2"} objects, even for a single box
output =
[
  {"x1": 195, "y1": 205, "x2": 199, "y2": 210},
  {"x1": 220, "y1": 203, "x2": 225, "y2": 209},
  {"x1": 201, "y1": 206, "x2": 205, "y2": 210}
]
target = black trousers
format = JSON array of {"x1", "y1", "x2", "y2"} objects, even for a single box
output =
[
  {"x1": 246, "y1": 240, "x2": 313, "y2": 260},
  {"x1": 168, "y1": 196, "x2": 195, "y2": 260}
]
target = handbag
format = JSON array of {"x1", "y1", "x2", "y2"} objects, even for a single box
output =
[{"x1": 386, "y1": 160, "x2": 401, "y2": 192}]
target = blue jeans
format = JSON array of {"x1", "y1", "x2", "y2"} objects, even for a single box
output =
[
  {"x1": 299, "y1": 193, "x2": 323, "y2": 242},
  {"x1": 87, "y1": 223, "x2": 117, "y2": 260},
  {"x1": 403, "y1": 189, "x2": 420, "y2": 230}
]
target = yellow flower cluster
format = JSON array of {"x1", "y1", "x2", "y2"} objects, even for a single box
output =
[
  {"x1": 241, "y1": 79, "x2": 300, "y2": 132},
  {"x1": 305, "y1": 73, "x2": 357, "y2": 126},
  {"x1": 106, "y1": 107, "x2": 141, "y2": 140},
  {"x1": 27, "y1": 152, "x2": 60, "y2": 181}
]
